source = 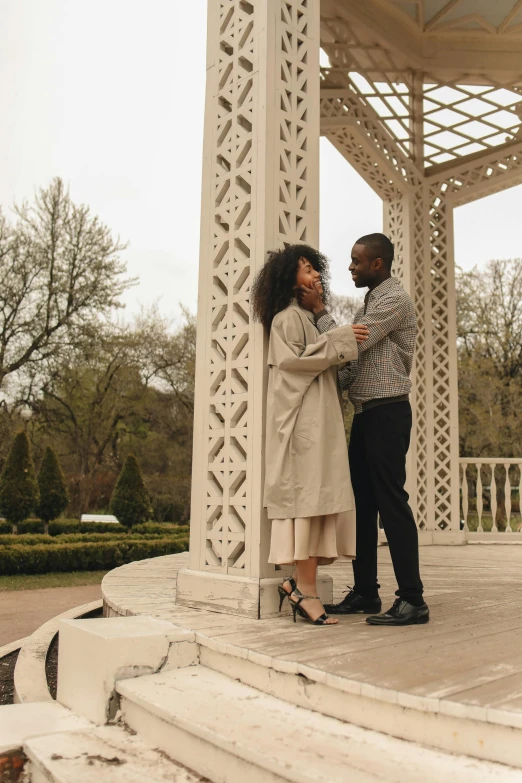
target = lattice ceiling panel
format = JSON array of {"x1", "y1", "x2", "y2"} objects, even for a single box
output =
[
  {"x1": 321, "y1": 12, "x2": 522, "y2": 168},
  {"x1": 423, "y1": 82, "x2": 522, "y2": 166},
  {"x1": 347, "y1": 71, "x2": 413, "y2": 158},
  {"x1": 321, "y1": 17, "x2": 415, "y2": 159}
]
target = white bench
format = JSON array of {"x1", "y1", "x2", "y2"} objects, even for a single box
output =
[{"x1": 80, "y1": 514, "x2": 119, "y2": 524}]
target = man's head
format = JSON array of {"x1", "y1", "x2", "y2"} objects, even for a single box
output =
[{"x1": 349, "y1": 233, "x2": 394, "y2": 290}]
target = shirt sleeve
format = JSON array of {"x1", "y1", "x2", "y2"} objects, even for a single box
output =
[
  {"x1": 269, "y1": 310, "x2": 358, "y2": 438},
  {"x1": 356, "y1": 293, "x2": 416, "y2": 353},
  {"x1": 315, "y1": 311, "x2": 337, "y2": 333},
  {"x1": 315, "y1": 311, "x2": 357, "y2": 391}
]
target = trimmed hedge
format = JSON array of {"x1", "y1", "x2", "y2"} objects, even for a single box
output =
[
  {"x1": 134, "y1": 522, "x2": 188, "y2": 535},
  {"x1": 0, "y1": 532, "x2": 188, "y2": 547},
  {"x1": 0, "y1": 536, "x2": 189, "y2": 575},
  {"x1": 0, "y1": 519, "x2": 188, "y2": 536},
  {"x1": 0, "y1": 533, "x2": 121, "y2": 547},
  {"x1": 53, "y1": 520, "x2": 129, "y2": 535},
  {"x1": 0, "y1": 519, "x2": 84, "y2": 535}
]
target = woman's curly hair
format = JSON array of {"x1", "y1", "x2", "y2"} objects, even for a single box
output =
[{"x1": 251, "y1": 244, "x2": 331, "y2": 334}]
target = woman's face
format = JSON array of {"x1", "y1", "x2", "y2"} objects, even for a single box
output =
[{"x1": 295, "y1": 257, "x2": 322, "y2": 295}]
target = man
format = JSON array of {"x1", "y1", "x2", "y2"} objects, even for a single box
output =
[{"x1": 299, "y1": 233, "x2": 428, "y2": 626}]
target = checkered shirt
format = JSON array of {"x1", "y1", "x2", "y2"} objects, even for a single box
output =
[{"x1": 316, "y1": 277, "x2": 417, "y2": 414}]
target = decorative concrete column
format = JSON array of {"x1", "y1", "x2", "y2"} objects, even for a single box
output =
[
  {"x1": 384, "y1": 185, "x2": 461, "y2": 541},
  {"x1": 177, "y1": 0, "x2": 322, "y2": 617},
  {"x1": 422, "y1": 142, "x2": 522, "y2": 539},
  {"x1": 426, "y1": 182, "x2": 461, "y2": 540}
]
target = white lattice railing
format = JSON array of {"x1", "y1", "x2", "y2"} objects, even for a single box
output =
[{"x1": 460, "y1": 459, "x2": 522, "y2": 535}]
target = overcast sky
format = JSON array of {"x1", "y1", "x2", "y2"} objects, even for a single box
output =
[{"x1": 1, "y1": 0, "x2": 521, "y2": 318}]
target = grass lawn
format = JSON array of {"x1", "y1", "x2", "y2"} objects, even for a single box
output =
[{"x1": 0, "y1": 571, "x2": 108, "y2": 592}]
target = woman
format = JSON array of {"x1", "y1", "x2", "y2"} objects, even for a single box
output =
[{"x1": 252, "y1": 245, "x2": 368, "y2": 626}]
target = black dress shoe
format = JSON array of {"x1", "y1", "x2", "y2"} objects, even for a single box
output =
[
  {"x1": 324, "y1": 588, "x2": 382, "y2": 615},
  {"x1": 366, "y1": 599, "x2": 429, "y2": 626}
]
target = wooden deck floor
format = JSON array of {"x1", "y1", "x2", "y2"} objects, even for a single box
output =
[{"x1": 102, "y1": 545, "x2": 522, "y2": 723}]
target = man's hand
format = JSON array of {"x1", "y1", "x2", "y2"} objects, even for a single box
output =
[
  {"x1": 298, "y1": 284, "x2": 368, "y2": 344},
  {"x1": 298, "y1": 284, "x2": 324, "y2": 314},
  {"x1": 352, "y1": 324, "x2": 369, "y2": 343}
]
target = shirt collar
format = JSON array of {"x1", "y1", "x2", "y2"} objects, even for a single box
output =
[
  {"x1": 364, "y1": 276, "x2": 399, "y2": 304},
  {"x1": 290, "y1": 298, "x2": 316, "y2": 323}
]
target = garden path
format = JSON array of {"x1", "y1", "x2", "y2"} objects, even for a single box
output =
[{"x1": 0, "y1": 584, "x2": 102, "y2": 646}]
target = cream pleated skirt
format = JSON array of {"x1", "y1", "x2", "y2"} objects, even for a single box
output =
[{"x1": 268, "y1": 510, "x2": 356, "y2": 566}]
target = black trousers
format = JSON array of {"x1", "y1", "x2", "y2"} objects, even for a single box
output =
[{"x1": 348, "y1": 401, "x2": 423, "y2": 603}]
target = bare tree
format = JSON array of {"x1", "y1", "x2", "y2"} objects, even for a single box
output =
[
  {"x1": 456, "y1": 259, "x2": 522, "y2": 458},
  {"x1": 28, "y1": 326, "x2": 144, "y2": 505},
  {"x1": 328, "y1": 292, "x2": 364, "y2": 325},
  {"x1": 457, "y1": 259, "x2": 522, "y2": 381},
  {"x1": 0, "y1": 178, "x2": 134, "y2": 389},
  {"x1": 18, "y1": 307, "x2": 197, "y2": 515},
  {"x1": 133, "y1": 305, "x2": 196, "y2": 414}
]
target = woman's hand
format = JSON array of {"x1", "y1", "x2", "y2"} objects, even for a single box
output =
[{"x1": 352, "y1": 324, "x2": 369, "y2": 343}]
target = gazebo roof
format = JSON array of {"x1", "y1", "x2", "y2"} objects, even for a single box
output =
[
  {"x1": 321, "y1": 1, "x2": 522, "y2": 79},
  {"x1": 386, "y1": 0, "x2": 522, "y2": 37},
  {"x1": 320, "y1": 1, "x2": 522, "y2": 167}
]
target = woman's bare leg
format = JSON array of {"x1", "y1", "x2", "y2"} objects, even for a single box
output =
[
  {"x1": 282, "y1": 569, "x2": 298, "y2": 595},
  {"x1": 295, "y1": 557, "x2": 338, "y2": 624}
]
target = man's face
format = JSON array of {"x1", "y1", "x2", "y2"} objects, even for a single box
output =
[{"x1": 349, "y1": 243, "x2": 379, "y2": 288}]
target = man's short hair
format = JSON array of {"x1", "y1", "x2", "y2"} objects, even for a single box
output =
[{"x1": 355, "y1": 233, "x2": 394, "y2": 270}]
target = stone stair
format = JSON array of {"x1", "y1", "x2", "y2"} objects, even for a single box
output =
[
  {"x1": 25, "y1": 725, "x2": 205, "y2": 783},
  {"x1": 115, "y1": 664, "x2": 522, "y2": 783},
  {"x1": 5, "y1": 610, "x2": 521, "y2": 782}
]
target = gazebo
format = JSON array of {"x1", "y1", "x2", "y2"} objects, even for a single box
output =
[
  {"x1": 177, "y1": 0, "x2": 522, "y2": 617},
  {"x1": 5, "y1": 5, "x2": 522, "y2": 776}
]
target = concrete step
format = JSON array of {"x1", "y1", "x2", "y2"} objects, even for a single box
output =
[
  {"x1": 117, "y1": 664, "x2": 521, "y2": 783},
  {"x1": 198, "y1": 639, "x2": 522, "y2": 769},
  {"x1": 0, "y1": 702, "x2": 90, "y2": 754},
  {"x1": 0, "y1": 701, "x2": 91, "y2": 782},
  {"x1": 25, "y1": 724, "x2": 206, "y2": 783}
]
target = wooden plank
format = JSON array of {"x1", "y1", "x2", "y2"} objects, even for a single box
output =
[
  {"x1": 444, "y1": 669, "x2": 522, "y2": 707},
  {"x1": 101, "y1": 545, "x2": 522, "y2": 718},
  {"x1": 319, "y1": 627, "x2": 522, "y2": 692}
]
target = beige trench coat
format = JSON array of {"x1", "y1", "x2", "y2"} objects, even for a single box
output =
[{"x1": 264, "y1": 302, "x2": 359, "y2": 520}]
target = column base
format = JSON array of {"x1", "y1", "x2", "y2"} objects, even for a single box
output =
[
  {"x1": 380, "y1": 530, "x2": 468, "y2": 546},
  {"x1": 432, "y1": 529, "x2": 467, "y2": 545},
  {"x1": 176, "y1": 569, "x2": 334, "y2": 619}
]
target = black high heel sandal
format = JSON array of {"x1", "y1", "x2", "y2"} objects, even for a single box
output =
[
  {"x1": 289, "y1": 592, "x2": 336, "y2": 626},
  {"x1": 277, "y1": 576, "x2": 297, "y2": 612}
]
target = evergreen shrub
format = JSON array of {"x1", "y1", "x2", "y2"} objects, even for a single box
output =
[
  {"x1": 110, "y1": 455, "x2": 152, "y2": 529},
  {"x1": 37, "y1": 447, "x2": 70, "y2": 534},
  {"x1": 0, "y1": 432, "x2": 39, "y2": 533}
]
